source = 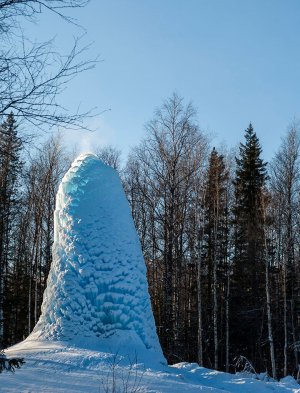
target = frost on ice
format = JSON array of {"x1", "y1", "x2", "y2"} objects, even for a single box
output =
[{"x1": 31, "y1": 153, "x2": 165, "y2": 363}]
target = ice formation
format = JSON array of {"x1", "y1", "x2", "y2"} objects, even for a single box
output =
[{"x1": 31, "y1": 153, "x2": 165, "y2": 362}]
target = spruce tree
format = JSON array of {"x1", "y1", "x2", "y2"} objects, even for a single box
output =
[
  {"x1": 231, "y1": 124, "x2": 267, "y2": 368},
  {"x1": 204, "y1": 147, "x2": 229, "y2": 369},
  {"x1": 0, "y1": 113, "x2": 23, "y2": 348}
]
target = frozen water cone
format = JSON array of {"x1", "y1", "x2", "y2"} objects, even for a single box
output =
[{"x1": 31, "y1": 153, "x2": 165, "y2": 363}]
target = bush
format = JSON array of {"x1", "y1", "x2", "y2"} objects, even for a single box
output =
[
  {"x1": 100, "y1": 352, "x2": 146, "y2": 393},
  {"x1": 0, "y1": 350, "x2": 25, "y2": 373}
]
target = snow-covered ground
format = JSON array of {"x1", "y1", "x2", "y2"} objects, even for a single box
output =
[{"x1": 2, "y1": 340, "x2": 300, "y2": 393}]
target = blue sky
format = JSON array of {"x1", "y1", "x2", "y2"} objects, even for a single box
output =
[{"x1": 25, "y1": 0, "x2": 300, "y2": 161}]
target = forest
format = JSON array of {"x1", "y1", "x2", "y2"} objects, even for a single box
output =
[{"x1": 0, "y1": 93, "x2": 299, "y2": 380}]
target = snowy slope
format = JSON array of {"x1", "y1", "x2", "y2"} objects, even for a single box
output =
[
  {"x1": 29, "y1": 153, "x2": 164, "y2": 364},
  {"x1": 2, "y1": 341, "x2": 300, "y2": 393}
]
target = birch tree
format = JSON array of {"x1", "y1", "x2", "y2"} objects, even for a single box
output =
[
  {"x1": 270, "y1": 123, "x2": 300, "y2": 375},
  {"x1": 124, "y1": 93, "x2": 208, "y2": 362}
]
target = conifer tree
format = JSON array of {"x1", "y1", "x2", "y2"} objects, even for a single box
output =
[
  {"x1": 0, "y1": 113, "x2": 23, "y2": 348},
  {"x1": 231, "y1": 124, "x2": 267, "y2": 367},
  {"x1": 203, "y1": 148, "x2": 229, "y2": 368}
]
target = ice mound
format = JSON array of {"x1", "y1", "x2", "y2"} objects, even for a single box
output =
[{"x1": 31, "y1": 153, "x2": 165, "y2": 363}]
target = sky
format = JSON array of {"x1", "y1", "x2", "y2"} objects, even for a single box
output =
[{"x1": 24, "y1": 0, "x2": 300, "y2": 162}]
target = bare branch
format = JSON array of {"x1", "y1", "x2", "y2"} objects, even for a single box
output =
[{"x1": 0, "y1": 0, "x2": 98, "y2": 131}]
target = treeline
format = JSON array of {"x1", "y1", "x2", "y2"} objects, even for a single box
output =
[
  {"x1": 123, "y1": 94, "x2": 300, "y2": 379},
  {"x1": 1, "y1": 94, "x2": 300, "y2": 379},
  {"x1": 0, "y1": 114, "x2": 69, "y2": 347}
]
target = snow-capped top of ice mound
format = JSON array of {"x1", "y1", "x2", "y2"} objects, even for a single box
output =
[{"x1": 31, "y1": 153, "x2": 165, "y2": 364}]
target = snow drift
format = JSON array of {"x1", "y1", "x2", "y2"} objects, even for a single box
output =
[{"x1": 30, "y1": 153, "x2": 165, "y2": 363}]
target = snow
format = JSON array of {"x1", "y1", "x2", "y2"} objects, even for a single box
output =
[
  {"x1": 2, "y1": 341, "x2": 300, "y2": 392},
  {"x1": 2, "y1": 153, "x2": 300, "y2": 392}
]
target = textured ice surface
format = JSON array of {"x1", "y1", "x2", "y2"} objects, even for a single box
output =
[{"x1": 31, "y1": 153, "x2": 164, "y2": 363}]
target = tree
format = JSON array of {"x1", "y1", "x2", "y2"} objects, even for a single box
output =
[
  {"x1": 261, "y1": 190, "x2": 277, "y2": 379},
  {"x1": 1, "y1": 132, "x2": 69, "y2": 347},
  {"x1": 231, "y1": 124, "x2": 267, "y2": 367},
  {"x1": 95, "y1": 145, "x2": 122, "y2": 172},
  {"x1": 124, "y1": 93, "x2": 209, "y2": 362},
  {"x1": 0, "y1": 113, "x2": 23, "y2": 348},
  {"x1": 0, "y1": 0, "x2": 95, "y2": 130},
  {"x1": 203, "y1": 147, "x2": 229, "y2": 369},
  {"x1": 270, "y1": 123, "x2": 300, "y2": 376},
  {"x1": 19, "y1": 134, "x2": 68, "y2": 340}
]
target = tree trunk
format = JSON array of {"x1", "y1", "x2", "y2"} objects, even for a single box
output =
[
  {"x1": 265, "y1": 247, "x2": 276, "y2": 379},
  {"x1": 283, "y1": 262, "x2": 288, "y2": 377}
]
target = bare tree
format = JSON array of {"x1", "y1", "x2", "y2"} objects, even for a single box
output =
[
  {"x1": 124, "y1": 93, "x2": 209, "y2": 362},
  {"x1": 270, "y1": 122, "x2": 300, "y2": 376},
  {"x1": 24, "y1": 134, "x2": 68, "y2": 334},
  {"x1": 95, "y1": 145, "x2": 122, "y2": 172},
  {"x1": 261, "y1": 191, "x2": 277, "y2": 379},
  {"x1": 0, "y1": 0, "x2": 96, "y2": 130}
]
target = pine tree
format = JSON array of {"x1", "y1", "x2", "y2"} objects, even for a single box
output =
[
  {"x1": 0, "y1": 113, "x2": 23, "y2": 348},
  {"x1": 231, "y1": 124, "x2": 267, "y2": 367},
  {"x1": 203, "y1": 148, "x2": 229, "y2": 369}
]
